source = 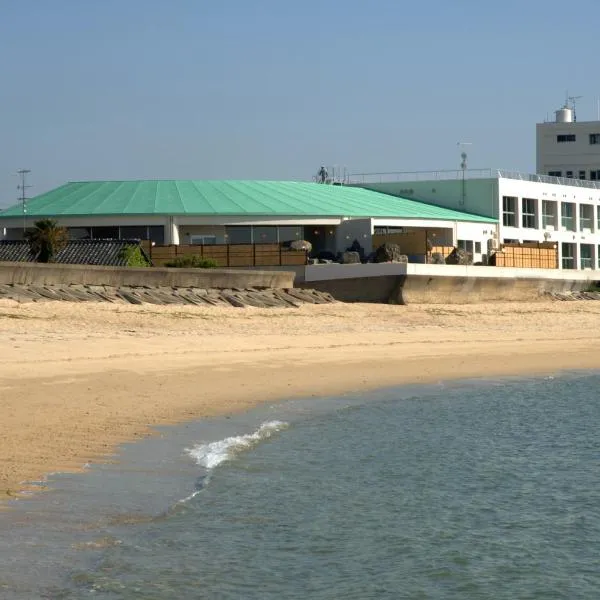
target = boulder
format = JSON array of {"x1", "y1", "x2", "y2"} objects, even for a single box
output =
[
  {"x1": 341, "y1": 251, "x2": 361, "y2": 264},
  {"x1": 290, "y1": 240, "x2": 312, "y2": 253},
  {"x1": 445, "y1": 247, "x2": 472, "y2": 265},
  {"x1": 374, "y1": 243, "x2": 406, "y2": 263}
]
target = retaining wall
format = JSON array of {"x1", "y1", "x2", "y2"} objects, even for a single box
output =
[
  {"x1": 300, "y1": 263, "x2": 598, "y2": 304},
  {"x1": 0, "y1": 262, "x2": 295, "y2": 289}
]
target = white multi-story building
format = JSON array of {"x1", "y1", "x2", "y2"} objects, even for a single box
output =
[
  {"x1": 536, "y1": 104, "x2": 600, "y2": 181},
  {"x1": 351, "y1": 169, "x2": 600, "y2": 270}
]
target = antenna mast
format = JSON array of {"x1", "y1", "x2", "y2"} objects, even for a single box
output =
[
  {"x1": 568, "y1": 94, "x2": 583, "y2": 122},
  {"x1": 17, "y1": 169, "x2": 32, "y2": 234}
]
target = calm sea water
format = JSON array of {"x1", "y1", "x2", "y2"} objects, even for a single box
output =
[{"x1": 1, "y1": 373, "x2": 599, "y2": 599}]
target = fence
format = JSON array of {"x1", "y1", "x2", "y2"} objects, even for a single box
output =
[
  {"x1": 144, "y1": 243, "x2": 307, "y2": 268},
  {"x1": 491, "y1": 242, "x2": 558, "y2": 269}
]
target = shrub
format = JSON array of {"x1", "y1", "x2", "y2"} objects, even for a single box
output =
[
  {"x1": 119, "y1": 245, "x2": 150, "y2": 267},
  {"x1": 164, "y1": 255, "x2": 218, "y2": 268}
]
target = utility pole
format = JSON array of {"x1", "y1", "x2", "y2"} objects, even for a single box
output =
[
  {"x1": 457, "y1": 142, "x2": 472, "y2": 206},
  {"x1": 17, "y1": 169, "x2": 32, "y2": 234}
]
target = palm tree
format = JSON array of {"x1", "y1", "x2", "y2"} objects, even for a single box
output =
[{"x1": 25, "y1": 219, "x2": 69, "y2": 263}]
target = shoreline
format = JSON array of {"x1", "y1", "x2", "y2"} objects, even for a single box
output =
[{"x1": 2, "y1": 299, "x2": 600, "y2": 502}]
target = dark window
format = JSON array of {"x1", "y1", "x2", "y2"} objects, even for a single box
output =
[
  {"x1": 561, "y1": 202, "x2": 575, "y2": 231},
  {"x1": 120, "y1": 226, "x2": 149, "y2": 240},
  {"x1": 561, "y1": 243, "x2": 575, "y2": 269},
  {"x1": 589, "y1": 134, "x2": 600, "y2": 145},
  {"x1": 580, "y1": 204, "x2": 594, "y2": 231},
  {"x1": 253, "y1": 226, "x2": 278, "y2": 244},
  {"x1": 502, "y1": 196, "x2": 517, "y2": 227},
  {"x1": 548, "y1": 171, "x2": 562, "y2": 177},
  {"x1": 278, "y1": 226, "x2": 304, "y2": 243},
  {"x1": 579, "y1": 170, "x2": 586, "y2": 179},
  {"x1": 148, "y1": 225, "x2": 164, "y2": 245},
  {"x1": 580, "y1": 244, "x2": 593, "y2": 269},
  {"x1": 591, "y1": 170, "x2": 600, "y2": 181},
  {"x1": 522, "y1": 198, "x2": 536, "y2": 228},
  {"x1": 566, "y1": 171, "x2": 573, "y2": 178},
  {"x1": 474, "y1": 241, "x2": 481, "y2": 254},
  {"x1": 557, "y1": 134, "x2": 576, "y2": 142},
  {"x1": 225, "y1": 226, "x2": 252, "y2": 244},
  {"x1": 91, "y1": 226, "x2": 119, "y2": 239}
]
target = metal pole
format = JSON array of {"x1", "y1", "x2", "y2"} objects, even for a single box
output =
[{"x1": 17, "y1": 169, "x2": 32, "y2": 235}]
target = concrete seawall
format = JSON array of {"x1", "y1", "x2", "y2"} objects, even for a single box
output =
[
  {"x1": 0, "y1": 262, "x2": 295, "y2": 289},
  {"x1": 300, "y1": 263, "x2": 598, "y2": 304}
]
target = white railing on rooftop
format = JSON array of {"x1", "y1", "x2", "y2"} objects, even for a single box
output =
[{"x1": 347, "y1": 169, "x2": 600, "y2": 190}]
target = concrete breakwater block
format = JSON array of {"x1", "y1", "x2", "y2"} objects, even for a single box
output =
[{"x1": 0, "y1": 283, "x2": 337, "y2": 308}]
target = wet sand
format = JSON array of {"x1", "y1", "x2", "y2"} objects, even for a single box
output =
[{"x1": 1, "y1": 299, "x2": 600, "y2": 500}]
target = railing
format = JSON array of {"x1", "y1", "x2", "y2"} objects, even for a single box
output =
[
  {"x1": 497, "y1": 170, "x2": 600, "y2": 189},
  {"x1": 347, "y1": 169, "x2": 495, "y2": 184},
  {"x1": 347, "y1": 168, "x2": 600, "y2": 190}
]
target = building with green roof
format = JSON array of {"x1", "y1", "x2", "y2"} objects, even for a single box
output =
[{"x1": 0, "y1": 180, "x2": 497, "y2": 258}]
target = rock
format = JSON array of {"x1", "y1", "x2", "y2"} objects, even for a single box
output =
[
  {"x1": 445, "y1": 247, "x2": 472, "y2": 265},
  {"x1": 341, "y1": 251, "x2": 361, "y2": 264},
  {"x1": 374, "y1": 243, "x2": 405, "y2": 263},
  {"x1": 290, "y1": 240, "x2": 312, "y2": 252}
]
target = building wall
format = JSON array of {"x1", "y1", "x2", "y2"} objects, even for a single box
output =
[
  {"x1": 355, "y1": 179, "x2": 499, "y2": 219},
  {"x1": 536, "y1": 120, "x2": 600, "y2": 178},
  {"x1": 497, "y1": 177, "x2": 600, "y2": 269}
]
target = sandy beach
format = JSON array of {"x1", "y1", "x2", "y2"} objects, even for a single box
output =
[{"x1": 1, "y1": 298, "x2": 600, "y2": 500}]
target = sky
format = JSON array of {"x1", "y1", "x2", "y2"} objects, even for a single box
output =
[{"x1": 1, "y1": 0, "x2": 599, "y2": 208}]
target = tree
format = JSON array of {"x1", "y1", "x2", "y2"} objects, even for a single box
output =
[{"x1": 25, "y1": 219, "x2": 69, "y2": 263}]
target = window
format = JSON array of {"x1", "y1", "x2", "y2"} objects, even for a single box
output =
[
  {"x1": 580, "y1": 204, "x2": 594, "y2": 231},
  {"x1": 548, "y1": 171, "x2": 562, "y2": 177},
  {"x1": 561, "y1": 243, "x2": 575, "y2": 269},
  {"x1": 474, "y1": 241, "x2": 481, "y2": 254},
  {"x1": 522, "y1": 198, "x2": 536, "y2": 228},
  {"x1": 590, "y1": 134, "x2": 600, "y2": 145},
  {"x1": 502, "y1": 196, "x2": 517, "y2": 227},
  {"x1": 149, "y1": 225, "x2": 164, "y2": 245},
  {"x1": 457, "y1": 240, "x2": 474, "y2": 254},
  {"x1": 591, "y1": 171, "x2": 600, "y2": 181},
  {"x1": 561, "y1": 202, "x2": 575, "y2": 231},
  {"x1": 566, "y1": 171, "x2": 574, "y2": 178},
  {"x1": 225, "y1": 226, "x2": 252, "y2": 244},
  {"x1": 253, "y1": 226, "x2": 278, "y2": 243},
  {"x1": 189, "y1": 235, "x2": 216, "y2": 245},
  {"x1": 580, "y1": 244, "x2": 593, "y2": 269},
  {"x1": 579, "y1": 171, "x2": 586, "y2": 180},
  {"x1": 91, "y1": 226, "x2": 119, "y2": 239},
  {"x1": 557, "y1": 134, "x2": 576, "y2": 142},
  {"x1": 542, "y1": 200, "x2": 557, "y2": 229},
  {"x1": 278, "y1": 226, "x2": 304, "y2": 243},
  {"x1": 120, "y1": 226, "x2": 150, "y2": 240}
]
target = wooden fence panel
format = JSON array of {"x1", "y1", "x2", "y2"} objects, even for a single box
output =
[{"x1": 147, "y1": 243, "x2": 308, "y2": 268}]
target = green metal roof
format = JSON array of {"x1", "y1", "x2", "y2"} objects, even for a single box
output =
[{"x1": 0, "y1": 180, "x2": 496, "y2": 223}]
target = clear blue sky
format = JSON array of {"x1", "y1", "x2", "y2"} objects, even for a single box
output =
[{"x1": 1, "y1": 0, "x2": 599, "y2": 207}]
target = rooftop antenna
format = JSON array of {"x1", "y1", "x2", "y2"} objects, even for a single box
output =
[
  {"x1": 17, "y1": 169, "x2": 32, "y2": 234},
  {"x1": 568, "y1": 94, "x2": 583, "y2": 122}
]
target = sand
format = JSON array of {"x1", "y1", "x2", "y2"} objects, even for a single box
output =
[{"x1": 2, "y1": 298, "x2": 600, "y2": 500}]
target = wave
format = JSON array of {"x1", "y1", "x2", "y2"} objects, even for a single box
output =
[{"x1": 186, "y1": 421, "x2": 289, "y2": 470}]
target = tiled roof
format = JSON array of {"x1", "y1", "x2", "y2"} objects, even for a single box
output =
[
  {"x1": 0, "y1": 180, "x2": 497, "y2": 223},
  {"x1": 0, "y1": 239, "x2": 148, "y2": 266}
]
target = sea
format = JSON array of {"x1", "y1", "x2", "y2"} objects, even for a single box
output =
[{"x1": 1, "y1": 372, "x2": 599, "y2": 599}]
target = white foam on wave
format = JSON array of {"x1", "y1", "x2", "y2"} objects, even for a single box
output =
[{"x1": 186, "y1": 421, "x2": 289, "y2": 470}]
